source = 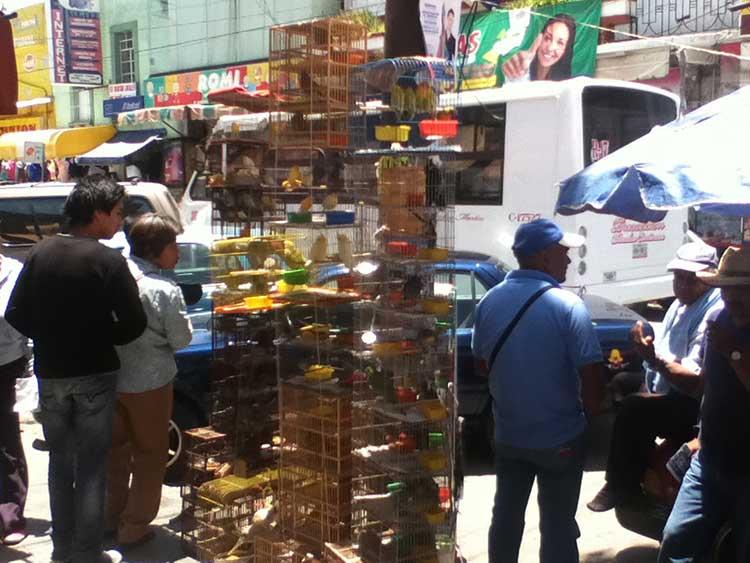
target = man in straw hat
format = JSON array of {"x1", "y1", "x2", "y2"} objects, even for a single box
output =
[{"x1": 658, "y1": 245, "x2": 750, "y2": 562}]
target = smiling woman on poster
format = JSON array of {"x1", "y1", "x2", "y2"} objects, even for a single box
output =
[{"x1": 502, "y1": 14, "x2": 577, "y2": 82}]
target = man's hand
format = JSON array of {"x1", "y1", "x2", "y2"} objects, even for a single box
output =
[
  {"x1": 502, "y1": 35, "x2": 542, "y2": 80},
  {"x1": 631, "y1": 321, "x2": 657, "y2": 364}
]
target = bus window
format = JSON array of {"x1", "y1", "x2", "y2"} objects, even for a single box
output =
[
  {"x1": 455, "y1": 104, "x2": 506, "y2": 205},
  {"x1": 582, "y1": 86, "x2": 677, "y2": 167}
]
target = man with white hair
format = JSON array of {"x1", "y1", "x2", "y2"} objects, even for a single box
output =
[{"x1": 588, "y1": 241, "x2": 722, "y2": 512}]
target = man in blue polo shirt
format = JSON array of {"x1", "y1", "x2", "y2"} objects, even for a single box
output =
[{"x1": 473, "y1": 218, "x2": 604, "y2": 563}]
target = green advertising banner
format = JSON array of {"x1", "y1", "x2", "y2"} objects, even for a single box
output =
[{"x1": 458, "y1": 0, "x2": 602, "y2": 90}]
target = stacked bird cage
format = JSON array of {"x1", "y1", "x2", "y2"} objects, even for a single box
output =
[
  {"x1": 344, "y1": 57, "x2": 460, "y2": 563},
  {"x1": 180, "y1": 427, "x2": 234, "y2": 559},
  {"x1": 276, "y1": 353, "x2": 355, "y2": 552},
  {"x1": 269, "y1": 17, "x2": 368, "y2": 150}
]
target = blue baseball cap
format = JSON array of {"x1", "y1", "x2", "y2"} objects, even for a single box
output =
[{"x1": 512, "y1": 218, "x2": 585, "y2": 257}]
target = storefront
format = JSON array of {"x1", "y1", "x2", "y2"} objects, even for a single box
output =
[
  {"x1": 0, "y1": 125, "x2": 115, "y2": 182},
  {"x1": 115, "y1": 103, "x2": 252, "y2": 197},
  {"x1": 0, "y1": 125, "x2": 116, "y2": 161},
  {"x1": 77, "y1": 128, "x2": 167, "y2": 181}
]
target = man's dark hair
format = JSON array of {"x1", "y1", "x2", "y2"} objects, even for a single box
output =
[
  {"x1": 447, "y1": 8, "x2": 455, "y2": 16},
  {"x1": 63, "y1": 174, "x2": 125, "y2": 227},
  {"x1": 127, "y1": 213, "x2": 179, "y2": 262}
]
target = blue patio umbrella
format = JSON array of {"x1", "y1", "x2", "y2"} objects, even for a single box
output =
[{"x1": 555, "y1": 85, "x2": 750, "y2": 223}]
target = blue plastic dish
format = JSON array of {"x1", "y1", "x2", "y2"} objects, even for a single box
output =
[{"x1": 325, "y1": 211, "x2": 356, "y2": 225}]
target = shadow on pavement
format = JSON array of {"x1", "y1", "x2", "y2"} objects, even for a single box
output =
[
  {"x1": 0, "y1": 545, "x2": 33, "y2": 562},
  {"x1": 108, "y1": 526, "x2": 187, "y2": 563},
  {"x1": 25, "y1": 516, "x2": 52, "y2": 537},
  {"x1": 582, "y1": 545, "x2": 659, "y2": 562}
]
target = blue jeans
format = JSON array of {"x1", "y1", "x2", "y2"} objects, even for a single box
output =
[
  {"x1": 38, "y1": 372, "x2": 117, "y2": 563},
  {"x1": 658, "y1": 452, "x2": 750, "y2": 563},
  {"x1": 489, "y1": 433, "x2": 585, "y2": 563}
]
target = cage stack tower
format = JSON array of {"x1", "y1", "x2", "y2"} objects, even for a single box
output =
[{"x1": 343, "y1": 57, "x2": 461, "y2": 563}]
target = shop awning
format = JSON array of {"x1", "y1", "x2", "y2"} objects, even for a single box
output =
[
  {"x1": 117, "y1": 103, "x2": 248, "y2": 126},
  {"x1": 77, "y1": 129, "x2": 166, "y2": 165},
  {"x1": 207, "y1": 87, "x2": 275, "y2": 112},
  {"x1": 0, "y1": 125, "x2": 116, "y2": 160}
]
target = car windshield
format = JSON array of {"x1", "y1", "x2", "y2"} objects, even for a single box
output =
[{"x1": 0, "y1": 195, "x2": 155, "y2": 246}]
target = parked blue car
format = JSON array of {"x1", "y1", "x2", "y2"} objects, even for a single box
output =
[{"x1": 167, "y1": 248, "x2": 650, "y2": 468}]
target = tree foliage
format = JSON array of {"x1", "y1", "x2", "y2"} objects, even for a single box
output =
[{"x1": 337, "y1": 9, "x2": 385, "y2": 33}]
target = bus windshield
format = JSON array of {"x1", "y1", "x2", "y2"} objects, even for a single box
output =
[{"x1": 582, "y1": 86, "x2": 677, "y2": 166}]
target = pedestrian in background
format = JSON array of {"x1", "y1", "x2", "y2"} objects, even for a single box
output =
[
  {"x1": 472, "y1": 218, "x2": 604, "y2": 563},
  {"x1": 107, "y1": 214, "x2": 192, "y2": 549},
  {"x1": 6, "y1": 175, "x2": 147, "y2": 563},
  {"x1": 587, "y1": 241, "x2": 721, "y2": 512},
  {"x1": 658, "y1": 245, "x2": 750, "y2": 562},
  {"x1": 0, "y1": 252, "x2": 30, "y2": 546}
]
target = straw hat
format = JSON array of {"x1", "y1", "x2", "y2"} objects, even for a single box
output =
[{"x1": 696, "y1": 245, "x2": 750, "y2": 286}]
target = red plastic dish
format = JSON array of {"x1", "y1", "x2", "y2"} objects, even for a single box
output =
[
  {"x1": 419, "y1": 119, "x2": 459, "y2": 139},
  {"x1": 386, "y1": 241, "x2": 418, "y2": 257}
]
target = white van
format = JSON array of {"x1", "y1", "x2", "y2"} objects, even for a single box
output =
[
  {"x1": 0, "y1": 180, "x2": 183, "y2": 261},
  {"x1": 452, "y1": 77, "x2": 686, "y2": 305}
]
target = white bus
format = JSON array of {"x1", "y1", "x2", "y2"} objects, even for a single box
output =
[{"x1": 452, "y1": 77, "x2": 685, "y2": 304}]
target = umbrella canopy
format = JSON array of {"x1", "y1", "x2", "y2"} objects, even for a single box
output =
[{"x1": 556, "y1": 85, "x2": 750, "y2": 223}]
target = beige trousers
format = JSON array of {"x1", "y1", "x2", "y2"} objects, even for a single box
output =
[{"x1": 106, "y1": 381, "x2": 173, "y2": 543}]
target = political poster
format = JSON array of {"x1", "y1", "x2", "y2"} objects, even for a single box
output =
[
  {"x1": 50, "y1": 0, "x2": 103, "y2": 85},
  {"x1": 457, "y1": 0, "x2": 601, "y2": 90},
  {"x1": 420, "y1": 0, "x2": 462, "y2": 62}
]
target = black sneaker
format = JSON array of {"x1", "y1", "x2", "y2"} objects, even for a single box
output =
[{"x1": 587, "y1": 483, "x2": 619, "y2": 512}]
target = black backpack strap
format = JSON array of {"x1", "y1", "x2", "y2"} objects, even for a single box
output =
[{"x1": 487, "y1": 285, "x2": 553, "y2": 372}]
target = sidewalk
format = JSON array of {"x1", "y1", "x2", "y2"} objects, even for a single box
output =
[
  {"x1": 5, "y1": 414, "x2": 660, "y2": 563},
  {"x1": 1, "y1": 418, "x2": 197, "y2": 563}
]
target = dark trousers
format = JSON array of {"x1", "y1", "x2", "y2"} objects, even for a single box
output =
[
  {"x1": 489, "y1": 433, "x2": 585, "y2": 563},
  {"x1": 0, "y1": 356, "x2": 28, "y2": 535},
  {"x1": 606, "y1": 392, "x2": 699, "y2": 494},
  {"x1": 38, "y1": 372, "x2": 117, "y2": 563}
]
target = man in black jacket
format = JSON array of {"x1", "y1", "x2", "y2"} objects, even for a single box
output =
[{"x1": 6, "y1": 175, "x2": 147, "y2": 563}]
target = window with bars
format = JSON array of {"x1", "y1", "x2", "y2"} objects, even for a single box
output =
[
  {"x1": 159, "y1": 0, "x2": 169, "y2": 15},
  {"x1": 114, "y1": 30, "x2": 136, "y2": 84}
]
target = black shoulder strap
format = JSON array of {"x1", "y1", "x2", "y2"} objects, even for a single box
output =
[{"x1": 487, "y1": 285, "x2": 553, "y2": 372}]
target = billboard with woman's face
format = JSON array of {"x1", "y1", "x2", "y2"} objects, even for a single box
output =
[{"x1": 457, "y1": 0, "x2": 601, "y2": 90}]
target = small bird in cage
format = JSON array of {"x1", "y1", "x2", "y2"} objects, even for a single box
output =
[
  {"x1": 309, "y1": 234, "x2": 328, "y2": 263},
  {"x1": 261, "y1": 195, "x2": 276, "y2": 213},
  {"x1": 322, "y1": 192, "x2": 338, "y2": 210},
  {"x1": 298, "y1": 194, "x2": 313, "y2": 213},
  {"x1": 337, "y1": 233, "x2": 353, "y2": 268}
]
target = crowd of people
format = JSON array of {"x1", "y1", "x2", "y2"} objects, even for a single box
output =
[
  {"x1": 0, "y1": 179, "x2": 748, "y2": 563},
  {"x1": 473, "y1": 218, "x2": 750, "y2": 563},
  {"x1": 0, "y1": 175, "x2": 192, "y2": 563}
]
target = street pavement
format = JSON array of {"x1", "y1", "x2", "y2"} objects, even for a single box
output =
[{"x1": 4, "y1": 411, "x2": 660, "y2": 562}]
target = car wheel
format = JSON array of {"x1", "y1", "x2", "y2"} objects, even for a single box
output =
[{"x1": 165, "y1": 396, "x2": 205, "y2": 484}]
